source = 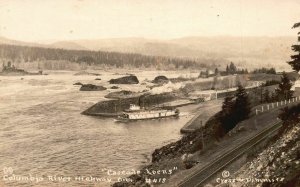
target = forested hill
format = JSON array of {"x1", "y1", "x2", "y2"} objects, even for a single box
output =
[{"x1": 0, "y1": 44, "x2": 221, "y2": 69}]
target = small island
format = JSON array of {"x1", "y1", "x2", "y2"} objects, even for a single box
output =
[{"x1": 0, "y1": 61, "x2": 43, "y2": 76}]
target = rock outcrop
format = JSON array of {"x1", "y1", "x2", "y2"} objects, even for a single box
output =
[
  {"x1": 79, "y1": 84, "x2": 107, "y2": 91},
  {"x1": 105, "y1": 90, "x2": 140, "y2": 99},
  {"x1": 110, "y1": 86, "x2": 119, "y2": 89},
  {"x1": 74, "y1": 71, "x2": 100, "y2": 76},
  {"x1": 152, "y1": 128, "x2": 204, "y2": 163},
  {"x1": 109, "y1": 75, "x2": 139, "y2": 84},
  {"x1": 152, "y1": 75, "x2": 169, "y2": 84},
  {"x1": 73, "y1": 82, "x2": 83, "y2": 85}
]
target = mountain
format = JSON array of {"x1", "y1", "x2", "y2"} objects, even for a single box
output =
[
  {"x1": 0, "y1": 36, "x2": 86, "y2": 51},
  {"x1": 0, "y1": 36, "x2": 43, "y2": 47},
  {"x1": 70, "y1": 36, "x2": 296, "y2": 70},
  {"x1": 70, "y1": 36, "x2": 295, "y2": 59},
  {"x1": 0, "y1": 36, "x2": 296, "y2": 70},
  {"x1": 171, "y1": 36, "x2": 294, "y2": 58},
  {"x1": 69, "y1": 37, "x2": 196, "y2": 57},
  {"x1": 49, "y1": 41, "x2": 87, "y2": 50}
]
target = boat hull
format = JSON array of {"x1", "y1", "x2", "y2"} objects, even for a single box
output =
[{"x1": 114, "y1": 112, "x2": 179, "y2": 123}]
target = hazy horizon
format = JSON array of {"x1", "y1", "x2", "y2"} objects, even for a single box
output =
[
  {"x1": 38, "y1": 35, "x2": 299, "y2": 45},
  {"x1": 1, "y1": 35, "x2": 297, "y2": 45},
  {"x1": 0, "y1": 0, "x2": 299, "y2": 43}
]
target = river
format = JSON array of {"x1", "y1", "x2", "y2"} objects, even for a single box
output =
[{"x1": 0, "y1": 70, "x2": 197, "y2": 187}]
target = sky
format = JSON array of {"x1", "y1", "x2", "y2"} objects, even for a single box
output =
[{"x1": 0, "y1": 0, "x2": 299, "y2": 42}]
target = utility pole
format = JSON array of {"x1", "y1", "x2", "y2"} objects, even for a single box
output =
[
  {"x1": 254, "y1": 114, "x2": 257, "y2": 130},
  {"x1": 201, "y1": 120, "x2": 204, "y2": 149},
  {"x1": 260, "y1": 85, "x2": 263, "y2": 103}
]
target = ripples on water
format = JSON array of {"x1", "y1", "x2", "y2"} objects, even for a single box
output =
[{"x1": 0, "y1": 72, "x2": 194, "y2": 187}]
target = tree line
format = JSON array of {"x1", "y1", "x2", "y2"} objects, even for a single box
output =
[
  {"x1": 223, "y1": 62, "x2": 277, "y2": 75},
  {"x1": 0, "y1": 44, "x2": 216, "y2": 70},
  {"x1": 252, "y1": 67, "x2": 276, "y2": 74},
  {"x1": 257, "y1": 72, "x2": 293, "y2": 104},
  {"x1": 224, "y1": 62, "x2": 249, "y2": 75}
]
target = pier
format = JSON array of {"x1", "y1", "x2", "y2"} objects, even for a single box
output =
[{"x1": 180, "y1": 99, "x2": 223, "y2": 133}]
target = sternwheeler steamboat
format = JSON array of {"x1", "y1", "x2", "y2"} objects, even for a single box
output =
[{"x1": 115, "y1": 104, "x2": 179, "y2": 122}]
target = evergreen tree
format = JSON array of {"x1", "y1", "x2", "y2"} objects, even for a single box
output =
[
  {"x1": 217, "y1": 85, "x2": 251, "y2": 135},
  {"x1": 234, "y1": 84, "x2": 251, "y2": 121},
  {"x1": 269, "y1": 68, "x2": 276, "y2": 74},
  {"x1": 215, "y1": 68, "x2": 219, "y2": 75},
  {"x1": 229, "y1": 62, "x2": 237, "y2": 74},
  {"x1": 226, "y1": 65, "x2": 229, "y2": 74},
  {"x1": 220, "y1": 94, "x2": 237, "y2": 132},
  {"x1": 288, "y1": 22, "x2": 300, "y2": 72},
  {"x1": 271, "y1": 92, "x2": 277, "y2": 102},
  {"x1": 221, "y1": 94, "x2": 235, "y2": 115},
  {"x1": 276, "y1": 72, "x2": 294, "y2": 100}
]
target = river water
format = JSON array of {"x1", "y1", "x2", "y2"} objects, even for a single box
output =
[{"x1": 0, "y1": 71, "x2": 196, "y2": 187}]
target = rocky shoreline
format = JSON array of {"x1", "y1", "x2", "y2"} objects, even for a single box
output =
[
  {"x1": 0, "y1": 69, "x2": 44, "y2": 76},
  {"x1": 81, "y1": 92, "x2": 179, "y2": 116},
  {"x1": 0, "y1": 62, "x2": 44, "y2": 76}
]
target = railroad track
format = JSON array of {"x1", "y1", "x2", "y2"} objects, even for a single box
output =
[{"x1": 178, "y1": 121, "x2": 282, "y2": 187}]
